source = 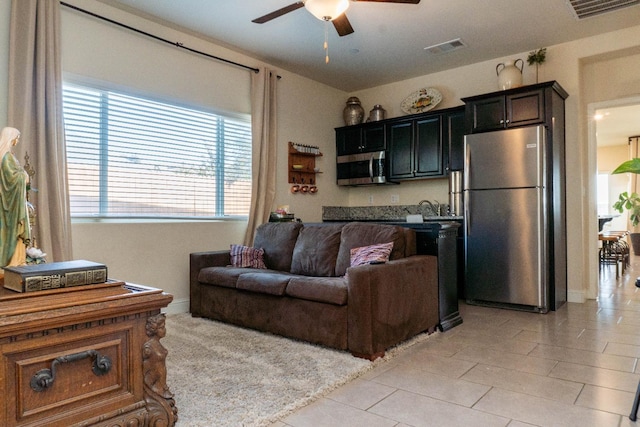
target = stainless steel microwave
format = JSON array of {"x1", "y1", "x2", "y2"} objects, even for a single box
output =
[{"x1": 336, "y1": 150, "x2": 391, "y2": 186}]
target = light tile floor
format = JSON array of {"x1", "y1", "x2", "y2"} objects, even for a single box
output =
[{"x1": 274, "y1": 257, "x2": 640, "y2": 427}]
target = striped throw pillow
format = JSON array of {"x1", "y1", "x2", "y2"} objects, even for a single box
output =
[
  {"x1": 349, "y1": 241, "x2": 394, "y2": 269},
  {"x1": 230, "y1": 244, "x2": 267, "y2": 269}
]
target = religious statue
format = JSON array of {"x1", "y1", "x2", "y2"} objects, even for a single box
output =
[{"x1": 0, "y1": 127, "x2": 31, "y2": 274}]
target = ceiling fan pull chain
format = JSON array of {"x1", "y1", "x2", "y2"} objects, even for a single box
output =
[{"x1": 324, "y1": 20, "x2": 330, "y2": 64}]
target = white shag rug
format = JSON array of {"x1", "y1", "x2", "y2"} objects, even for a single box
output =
[{"x1": 163, "y1": 313, "x2": 436, "y2": 427}]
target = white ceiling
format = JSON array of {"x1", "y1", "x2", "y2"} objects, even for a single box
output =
[
  {"x1": 99, "y1": 0, "x2": 640, "y2": 92},
  {"x1": 596, "y1": 104, "x2": 640, "y2": 147}
]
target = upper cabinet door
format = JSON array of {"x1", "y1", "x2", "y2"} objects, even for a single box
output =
[
  {"x1": 414, "y1": 115, "x2": 444, "y2": 177},
  {"x1": 336, "y1": 123, "x2": 385, "y2": 156},
  {"x1": 336, "y1": 126, "x2": 362, "y2": 156},
  {"x1": 446, "y1": 107, "x2": 465, "y2": 171},
  {"x1": 388, "y1": 120, "x2": 414, "y2": 179},
  {"x1": 362, "y1": 123, "x2": 386, "y2": 152},
  {"x1": 506, "y1": 90, "x2": 545, "y2": 128},
  {"x1": 467, "y1": 97, "x2": 505, "y2": 133}
]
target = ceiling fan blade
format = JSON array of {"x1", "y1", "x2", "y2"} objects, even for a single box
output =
[
  {"x1": 354, "y1": 0, "x2": 420, "y2": 3},
  {"x1": 252, "y1": 2, "x2": 305, "y2": 24},
  {"x1": 332, "y1": 14, "x2": 354, "y2": 37}
]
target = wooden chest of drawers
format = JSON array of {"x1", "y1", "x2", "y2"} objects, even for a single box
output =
[{"x1": 0, "y1": 281, "x2": 176, "y2": 427}]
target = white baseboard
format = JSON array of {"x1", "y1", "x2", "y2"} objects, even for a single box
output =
[
  {"x1": 162, "y1": 298, "x2": 190, "y2": 314},
  {"x1": 567, "y1": 290, "x2": 586, "y2": 304}
]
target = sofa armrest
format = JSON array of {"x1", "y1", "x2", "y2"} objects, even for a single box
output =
[
  {"x1": 190, "y1": 250, "x2": 231, "y2": 315},
  {"x1": 346, "y1": 255, "x2": 439, "y2": 359}
]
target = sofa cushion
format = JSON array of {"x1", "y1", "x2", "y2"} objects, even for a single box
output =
[
  {"x1": 198, "y1": 266, "x2": 245, "y2": 288},
  {"x1": 285, "y1": 276, "x2": 348, "y2": 306},
  {"x1": 230, "y1": 244, "x2": 267, "y2": 269},
  {"x1": 253, "y1": 222, "x2": 303, "y2": 271},
  {"x1": 236, "y1": 272, "x2": 292, "y2": 296},
  {"x1": 290, "y1": 224, "x2": 343, "y2": 277},
  {"x1": 335, "y1": 223, "x2": 407, "y2": 276}
]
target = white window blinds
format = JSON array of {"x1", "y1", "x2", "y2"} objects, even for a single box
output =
[{"x1": 63, "y1": 83, "x2": 252, "y2": 219}]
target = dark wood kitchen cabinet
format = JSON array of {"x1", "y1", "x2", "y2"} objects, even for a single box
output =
[
  {"x1": 445, "y1": 106, "x2": 465, "y2": 171},
  {"x1": 336, "y1": 106, "x2": 465, "y2": 180},
  {"x1": 462, "y1": 81, "x2": 568, "y2": 134},
  {"x1": 388, "y1": 107, "x2": 466, "y2": 178},
  {"x1": 387, "y1": 119, "x2": 413, "y2": 178},
  {"x1": 387, "y1": 113, "x2": 450, "y2": 180},
  {"x1": 335, "y1": 122, "x2": 385, "y2": 156},
  {"x1": 406, "y1": 221, "x2": 462, "y2": 332}
]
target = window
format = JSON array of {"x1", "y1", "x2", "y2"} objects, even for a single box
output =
[
  {"x1": 597, "y1": 173, "x2": 610, "y2": 215},
  {"x1": 63, "y1": 83, "x2": 252, "y2": 219}
]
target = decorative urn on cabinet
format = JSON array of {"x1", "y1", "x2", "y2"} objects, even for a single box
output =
[
  {"x1": 368, "y1": 104, "x2": 386, "y2": 122},
  {"x1": 496, "y1": 59, "x2": 524, "y2": 90},
  {"x1": 343, "y1": 97, "x2": 365, "y2": 126}
]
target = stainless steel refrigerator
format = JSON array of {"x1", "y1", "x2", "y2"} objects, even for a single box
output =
[{"x1": 464, "y1": 125, "x2": 558, "y2": 313}]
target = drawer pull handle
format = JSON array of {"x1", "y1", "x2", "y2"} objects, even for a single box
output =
[{"x1": 30, "y1": 350, "x2": 112, "y2": 392}]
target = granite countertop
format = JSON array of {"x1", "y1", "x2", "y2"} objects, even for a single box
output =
[{"x1": 322, "y1": 205, "x2": 463, "y2": 223}]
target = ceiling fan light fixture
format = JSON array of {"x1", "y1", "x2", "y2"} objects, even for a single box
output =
[{"x1": 305, "y1": 0, "x2": 350, "y2": 21}]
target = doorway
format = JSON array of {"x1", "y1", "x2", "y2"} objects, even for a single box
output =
[{"x1": 589, "y1": 97, "x2": 640, "y2": 298}]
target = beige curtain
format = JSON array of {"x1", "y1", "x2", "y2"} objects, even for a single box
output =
[
  {"x1": 8, "y1": 0, "x2": 73, "y2": 262},
  {"x1": 244, "y1": 69, "x2": 278, "y2": 246}
]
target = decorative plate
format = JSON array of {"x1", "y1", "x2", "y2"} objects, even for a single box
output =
[{"x1": 400, "y1": 88, "x2": 442, "y2": 114}]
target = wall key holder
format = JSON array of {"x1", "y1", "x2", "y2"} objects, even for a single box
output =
[{"x1": 30, "y1": 349, "x2": 112, "y2": 392}]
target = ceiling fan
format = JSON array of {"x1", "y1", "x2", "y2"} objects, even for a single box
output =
[{"x1": 252, "y1": 0, "x2": 421, "y2": 37}]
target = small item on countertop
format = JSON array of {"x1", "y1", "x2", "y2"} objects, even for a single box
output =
[{"x1": 406, "y1": 214, "x2": 424, "y2": 223}]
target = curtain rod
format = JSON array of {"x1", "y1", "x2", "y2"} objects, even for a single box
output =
[{"x1": 60, "y1": 1, "x2": 265, "y2": 75}]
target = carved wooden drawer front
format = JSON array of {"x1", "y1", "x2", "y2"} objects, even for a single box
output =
[
  {"x1": 0, "y1": 281, "x2": 175, "y2": 427},
  {"x1": 4, "y1": 322, "x2": 136, "y2": 426}
]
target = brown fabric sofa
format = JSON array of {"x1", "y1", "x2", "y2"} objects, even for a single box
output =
[{"x1": 189, "y1": 222, "x2": 439, "y2": 360}]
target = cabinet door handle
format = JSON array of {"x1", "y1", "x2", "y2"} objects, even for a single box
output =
[
  {"x1": 499, "y1": 119, "x2": 505, "y2": 124},
  {"x1": 30, "y1": 349, "x2": 112, "y2": 392},
  {"x1": 505, "y1": 119, "x2": 510, "y2": 124}
]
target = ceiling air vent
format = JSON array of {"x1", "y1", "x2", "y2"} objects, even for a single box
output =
[
  {"x1": 565, "y1": 0, "x2": 640, "y2": 19},
  {"x1": 424, "y1": 38, "x2": 466, "y2": 55}
]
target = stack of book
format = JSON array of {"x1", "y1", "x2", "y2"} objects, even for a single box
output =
[{"x1": 3, "y1": 260, "x2": 108, "y2": 293}]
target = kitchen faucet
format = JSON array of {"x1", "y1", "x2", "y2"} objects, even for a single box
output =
[{"x1": 418, "y1": 200, "x2": 441, "y2": 216}]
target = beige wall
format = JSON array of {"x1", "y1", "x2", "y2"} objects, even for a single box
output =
[{"x1": 1, "y1": 1, "x2": 640, "y2": 309}]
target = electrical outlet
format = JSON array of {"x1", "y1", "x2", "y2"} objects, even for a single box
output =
[
  {"x1": 368, "y1": 194, "x2": 374, "y2": 205},
  {"x1": 390, "y1": 194, "x2": 399, "y2": 204}
]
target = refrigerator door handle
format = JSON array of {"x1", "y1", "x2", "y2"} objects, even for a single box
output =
[
  {"x1": 464, "y1": 144, "x2": 471, "y2": 191},
  {"x1": 464, "y1": 191, "x2": 470, "y2": 235},
  {"x1": 368, "y1": 154, "x2": 374, "y2": 182},
  {"x1": 537, "y1": 188, "x2": 547, "y2": 308}
]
